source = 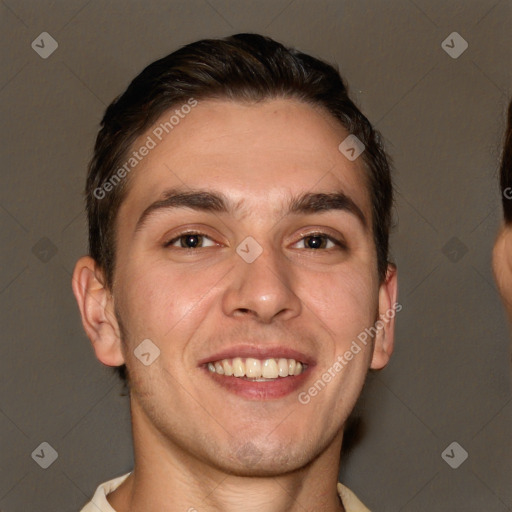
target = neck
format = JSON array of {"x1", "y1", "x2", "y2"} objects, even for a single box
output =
[{"x1": 107, "y1": 400, "x2": 346, "y2": 512}]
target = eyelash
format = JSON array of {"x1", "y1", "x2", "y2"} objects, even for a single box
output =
[{"x1": 163, "y1": 230, "x2": 347, "y2": 251}]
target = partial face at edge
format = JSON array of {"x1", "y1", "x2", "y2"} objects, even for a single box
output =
[
  {"x1": 493, "y1": 224, "x2": 512, "y2": 323},
  {"x1": 92, "y1": 98, "x2": 397, "y2": 475}
]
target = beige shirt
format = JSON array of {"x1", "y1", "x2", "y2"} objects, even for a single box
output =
[{"x1": 80, "y1": 472, "x2": 371, "y2": 512}]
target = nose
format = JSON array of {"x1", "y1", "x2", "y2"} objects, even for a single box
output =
[{"x1": 221, "y1": 242, "x2": 302, "y2": 324}]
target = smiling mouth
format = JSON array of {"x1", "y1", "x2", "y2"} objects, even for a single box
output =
[{"x1": 206, "y1": 357, "x2": 307, "y2": 381}]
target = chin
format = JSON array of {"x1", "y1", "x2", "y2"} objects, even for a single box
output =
[{"x1": 211, "y1": 440, "x2": 314, "y2": 477}]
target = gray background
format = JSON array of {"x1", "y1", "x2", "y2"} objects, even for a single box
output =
[{"x1": 1, "y1": 0, "x2": 511, "y2": 511}]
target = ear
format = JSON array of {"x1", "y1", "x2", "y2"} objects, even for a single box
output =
[
  {"x1": 71, "y1": 256, "x2": 125, "y2": 366},
  {"x1": 370, "y1": 263, "x2": 399, "y2": 370}
]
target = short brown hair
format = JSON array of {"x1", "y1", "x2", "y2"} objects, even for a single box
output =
[{"x1": 85, "y1": 33, "x2": 394, "y2": 385}]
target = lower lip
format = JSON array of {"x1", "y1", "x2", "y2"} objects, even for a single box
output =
[{"x1": 202, "y1": 366, "x2": 313, "y2": 400}]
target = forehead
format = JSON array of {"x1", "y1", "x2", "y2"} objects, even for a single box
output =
[{"x1": 119, "y1": 98, "x2": 371, "y2": 222}]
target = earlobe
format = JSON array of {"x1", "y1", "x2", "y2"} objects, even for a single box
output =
[
  {"x1": 370, "y1": 263, "x2": 398, "y2": 370},
  {"x1": 71, "y1": 256, "x2": 125, "y2": 367}
]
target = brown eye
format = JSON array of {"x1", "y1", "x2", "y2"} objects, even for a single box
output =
[
  {"x1": 304, "y1": 235, "x2": 329, "y2": 249},
  {"x1": 292, "y1": 233, "x2": 344, "y2": 250},
  {"x1": 165, "y1": 232, "x2": 216, "y2": 249}
]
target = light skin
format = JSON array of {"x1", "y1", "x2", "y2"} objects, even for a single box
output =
[
  {"x1": 72, "y1": 98, "x2": 398, "y2": 512},
  {"x1": 493, "y1": 224, "x2": 512, "y2": 322}
]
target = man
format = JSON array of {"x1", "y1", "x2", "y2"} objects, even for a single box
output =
[
  {"x1": 493, "y1": 99, "x2": 512, "y2": 320},
  {"x1": 72, "y1": 33, "x2": 398, "y2": 512}
]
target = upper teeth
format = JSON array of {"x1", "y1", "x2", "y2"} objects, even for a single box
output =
[{"x1": 207, "y1": 357, "x2": 305, "y2": 379}]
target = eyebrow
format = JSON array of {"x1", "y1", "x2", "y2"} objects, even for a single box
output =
[{"x1": 134, "y1": 187, "x2": 367, "y2": 233}]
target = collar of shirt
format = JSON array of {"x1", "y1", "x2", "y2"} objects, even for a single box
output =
[{"x1": 80, "y1": 472, "x2": 371, "y2": 512}]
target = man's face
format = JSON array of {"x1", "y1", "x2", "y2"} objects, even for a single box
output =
[{"x1": 105, "y1": 98, "x2": 389, "y2": 475}]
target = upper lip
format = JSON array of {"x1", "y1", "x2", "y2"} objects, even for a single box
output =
[{"x1": 198, "y1": 344, "x2": 316, "y2": 367}]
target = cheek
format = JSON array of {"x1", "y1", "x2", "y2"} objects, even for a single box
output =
[
  {"x1": 302, "y1": 260, "x2": 378, "y2": 312},
  {"x1": 299, "y1": 264, "x2": 378, "y2": 340},
  {"x1": 116, "y1": 257, "x2": 225, "y2": 342}
]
